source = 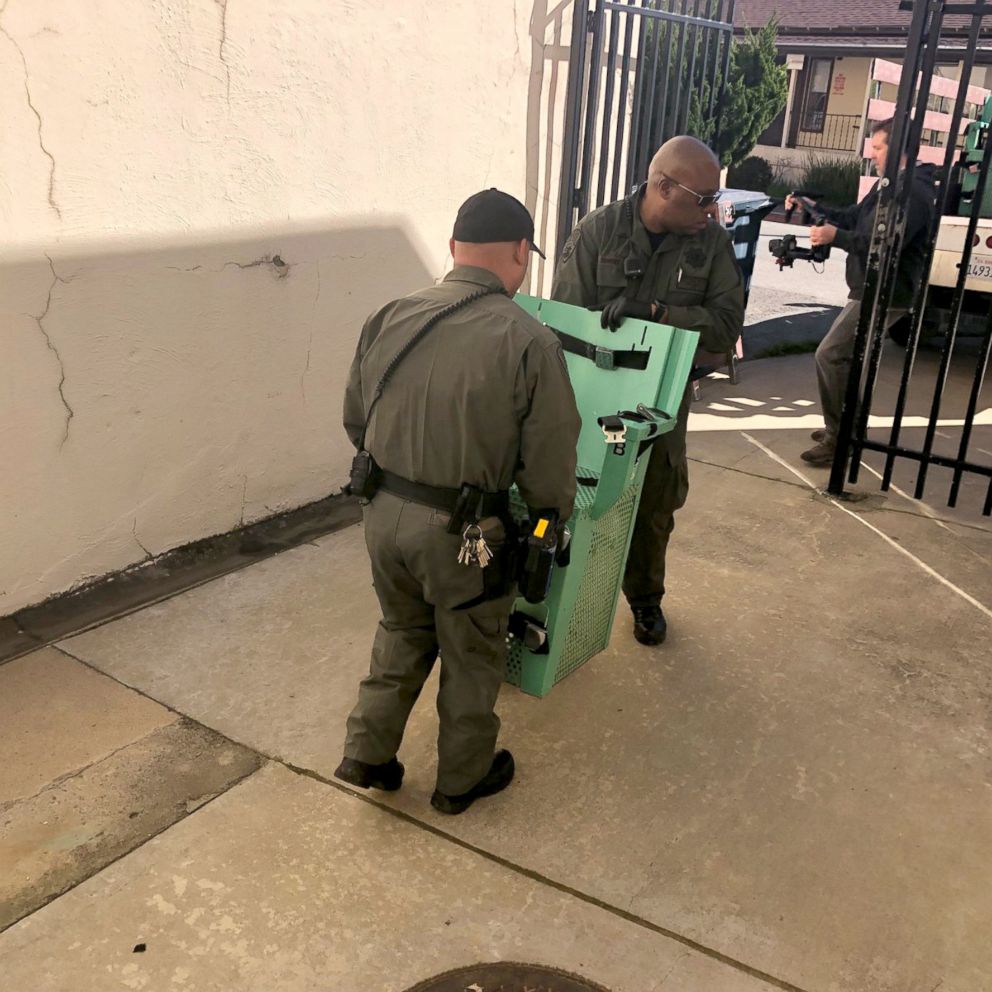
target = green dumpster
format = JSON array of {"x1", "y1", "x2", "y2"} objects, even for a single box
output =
[
  {"x1": 958, "y1": 95, "x2": 992, "y2": 219},
  {"x1": 504, "y1": 294, "x2": 699, "y2": 697}
]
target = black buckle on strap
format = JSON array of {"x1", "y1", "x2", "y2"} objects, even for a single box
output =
[
  {"x1": 546, "y1": 324, "x2": 650, "y2": 372},
  {"x1": 595, "y1": 346, "x2": 614, "y2": 370},
  {"x1": 598, "y1": 415, "x2": 627, "y2": 444}
]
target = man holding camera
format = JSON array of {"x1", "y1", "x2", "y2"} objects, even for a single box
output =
[
  {"x1": 335, "y1": 189, "x2": 580, "y2": 815},
  {"x1": 789, "y1": 118, "x2": 937, "y2": 466}
]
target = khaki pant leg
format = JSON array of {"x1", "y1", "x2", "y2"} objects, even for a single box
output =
[
  {"x1": 815, "y1": 301, "x2": 861, "y2": 441},
  {"x1": 433, "y1": 595, "x2": 515, "y2": 796},
  {"x1": 398, "y1": 502, "x2": 515, "y2": 797},
  {"x1": 344, "y1": 495, "x2": 439, "y2": 765},
  {"x1": 815, "y1": 301, "x2": 907, "y2": 440}
]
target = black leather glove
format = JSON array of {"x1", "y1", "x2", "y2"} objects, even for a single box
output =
[{"x1": 592, "y1": 295, "x2": 653, "y2": 331}]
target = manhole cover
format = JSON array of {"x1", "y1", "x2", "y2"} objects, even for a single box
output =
[{"x1": 403, "y1": 962, "x2": 611, "y2": 992}]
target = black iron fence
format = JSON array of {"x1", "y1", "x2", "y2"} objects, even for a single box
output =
[
  {"x1": 795, "y1": 113, "x2": 863, "y2": 153},
  {"x1": 830, "y1": 0, "x2": 992, "y2": 515},
  {"x1": 556, "y1": 0, "x2": 735, "y2": 260}
]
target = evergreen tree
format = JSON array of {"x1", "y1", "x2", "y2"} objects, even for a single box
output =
[{"x1": 690, "y1": 20, "x2": 788, "y2": 167}]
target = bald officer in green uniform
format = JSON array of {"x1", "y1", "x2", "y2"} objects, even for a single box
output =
[
  {"x1": 552, "y1": 136, "x2": 744, "y2": 647},
  {"x1": 335, "y1": 190, "x2": 581, "y2": 815}
]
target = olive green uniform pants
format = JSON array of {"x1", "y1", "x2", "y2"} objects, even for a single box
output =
[
  {"x1": 621, "y1": 391, "x2": 690, "y2": 608},
  {"x1": 344, "y1": 492, "x2": 515, "y2": 796}
]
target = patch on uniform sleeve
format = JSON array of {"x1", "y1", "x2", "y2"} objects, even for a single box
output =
[
  {"x1": 724, "y1": 239, "x2": 744, "y2": 282},
  {"x1": 560, "y1": 228, "x2": 580, "y2": 264}
]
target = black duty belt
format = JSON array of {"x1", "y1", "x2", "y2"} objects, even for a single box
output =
[
  {"x1": 546, "y1": 325, "x2": 650, "y2": 371},
  {"x1": 379, "y1": 470, "x2": 509, "y2": 516}
]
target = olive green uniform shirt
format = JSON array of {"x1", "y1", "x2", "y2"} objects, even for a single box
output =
[
  {"x1": 551, "y1": 186, "x2": 745, "y2": 460},
  {"x1": 344, "y1": 266, "x2": 581, "y2": 520},
  {"x1": 551, "y1": 186, "x2": 746, "y2": 606}
]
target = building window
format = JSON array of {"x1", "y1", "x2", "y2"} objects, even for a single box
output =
[{"x1": 801, "y1": 58, "x2": 834, "y2": 133}]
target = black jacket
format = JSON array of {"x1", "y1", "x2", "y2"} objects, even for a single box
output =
[{"x1": 819, "y1": 163, "x2": 938, "y2": 307}]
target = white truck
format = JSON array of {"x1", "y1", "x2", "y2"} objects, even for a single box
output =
[
  {"x1": 922, "y1": 94, "x2": 992, "y2": 338},
  {"x1": 925, "y1": 215, "x2": 992, "y2": 337}
]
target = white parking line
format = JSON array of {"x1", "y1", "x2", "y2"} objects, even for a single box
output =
[
  {"x1": 689, "y1": 410, "x2": 992, "y2": 432},
  {"x1": 740, "y1": 432, "x2": 992, "y2": 622},
  {"x1": 857, "y1": 461, "x2": 952, "y2": 533}
]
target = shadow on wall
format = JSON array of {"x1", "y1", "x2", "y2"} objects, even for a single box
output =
[{"x1": 0, "y1": 219, "x2": 434, "y2": 616}]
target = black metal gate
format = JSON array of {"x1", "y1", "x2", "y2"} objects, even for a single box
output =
[
  {"x1": 830, "y1": 0, "x2": 992, "y2": 515},
  {"x1": 556, "y1": 0, "x2": 736, "y2": 260}
]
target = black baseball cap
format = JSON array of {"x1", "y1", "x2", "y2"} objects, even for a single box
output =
[{"x1": 452, "y1": 188, "x2": 546, "y2": 259}]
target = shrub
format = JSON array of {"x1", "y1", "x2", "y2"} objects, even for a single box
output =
[
  {"x1": 727, "y1": 156, "x2": 773, "y2": 191},
  {"x1": 755, "y1": 341, "x2": 822, "y2": 358},
  {"x1": 688, "y1": 19, "x2": 789, "y2": 167},
  {"x1": 800, "y1": 154, "x2": 862, "y2": 206}
]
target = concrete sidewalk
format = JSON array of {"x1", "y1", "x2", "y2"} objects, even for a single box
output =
[{"x1": 2, "y1": 353, "x2": 991, "y2": 992}]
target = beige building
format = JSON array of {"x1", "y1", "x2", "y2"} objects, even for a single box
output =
[{"x1": 735, "y1": 0, "x2": 992, "y2": 182}]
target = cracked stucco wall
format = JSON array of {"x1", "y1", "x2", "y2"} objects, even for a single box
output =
[{"x1": 0, "y1": 0, "x2": 574, "y2": 615}]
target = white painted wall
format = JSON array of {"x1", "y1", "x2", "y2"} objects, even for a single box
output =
[{"x1": 0, "y1": 0, "x2": 575, "y2": 615}]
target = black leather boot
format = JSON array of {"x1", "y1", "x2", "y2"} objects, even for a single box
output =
[
  {"x1": 631, "y1": 604, "x2": 667, "y2": 646},
  {"x1": 334, "y1": 756, "x2": 404, "y2": 791},
  {"x1": 431, "y1": 750, "x2": 515, "y2": 815}
]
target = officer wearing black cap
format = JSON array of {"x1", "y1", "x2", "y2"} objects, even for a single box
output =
[{"x1": 335, "y1": 189, "x2": 580, "y2": 815}]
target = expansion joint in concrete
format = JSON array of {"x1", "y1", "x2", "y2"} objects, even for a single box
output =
[
  {"x1": 41, "y1": 642, "x2": 810, "y2": 992},
  {"x1": 279, "y1": 759, "x2": 813, "y2": 992},
  {"x1": 2, "y1": 734, "x2": 158, "y2": 813}
]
